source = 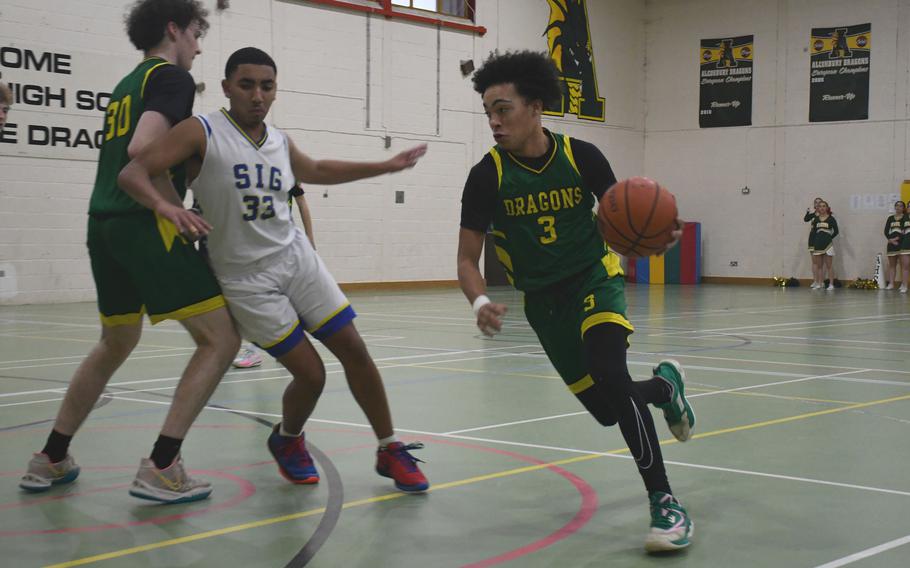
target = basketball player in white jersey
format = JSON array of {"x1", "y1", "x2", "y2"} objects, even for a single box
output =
[{"x1": 118, "y1": 47, "x2": 429, "y2": 492}]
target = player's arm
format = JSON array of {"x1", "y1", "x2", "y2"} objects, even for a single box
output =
[
  {"x1": 118, "y1": 118, "x2": 210, "y2": 236},
  {"x1": 830, "y1": 217, "x2": 839, "y2": 239},
  {"x1": 572, "y1": 137, "x2": 683, "y2": 253},
  {"x1": 458, "y1": 158, "x2": 507, "y2": 336},
  {"x1": 126, "y1": 66, "x2": 197, "y2": 207},
  {"x1": 288, "y1": 138, "x2": 427, "y2": 185},
  {"x1": 293, "y1": 193, "x2": 315, "y2": 249}
]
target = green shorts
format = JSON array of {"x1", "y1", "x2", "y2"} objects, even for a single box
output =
[
  {"x1": 523, "y1": 253, "x2": 633, "y2": 396},
  {"x1": 87, "y1": 210, "x2": 225, "y2": 326}
]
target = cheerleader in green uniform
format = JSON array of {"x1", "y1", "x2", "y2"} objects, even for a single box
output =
[
  {"x1": 804, "y1": 197, "x2": 822, "y2": 286},
  {"x1": 811, "y1": 201, "x2": 838, "y2": 290},
  {"x1": 884, "y1": 201, "x2": 909, "y2": 291}
]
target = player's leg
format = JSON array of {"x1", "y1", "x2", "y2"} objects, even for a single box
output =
[
  {"x1": 119, "y1": 212, "x2": 238, "y2": 504},
  {"x1": 295, "y1": 247, "x2": 427, "y2": 492},
  {"x1": 900, "y1": 253, "x2": 910, "y2": 293},
  {"x1": 21, "y1": 217, "x2": 144, "y2": 492},
  {"x1": 824, "y1": 254, "x2": 835, "y2": 289},
  {"x1": 886, "y1": 255, "x2": 897, "y2": 289}
]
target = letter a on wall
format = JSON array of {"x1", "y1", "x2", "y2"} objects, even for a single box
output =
[{"x1": 544, "y1": 0, "x2": 605, "y2": 121}]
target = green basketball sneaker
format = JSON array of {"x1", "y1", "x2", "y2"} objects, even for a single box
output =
[
  {"x1": 653, "y1": 359, "x2": 696, "y2": 442},
  {"x1": 645, "y1": 491, "x2": 693, "y2": 552}
]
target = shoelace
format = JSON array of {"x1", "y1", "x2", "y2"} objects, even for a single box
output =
[{"x1": 388, "y1": 442, "x2": 426, "y2": 472}]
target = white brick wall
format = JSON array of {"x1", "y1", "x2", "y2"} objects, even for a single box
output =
[
  {"x1": 0, "y1": 0, "x2": 644, "y2": 305},
  {"x1": 644, "y1": 0, "x2": 910, "y2": 280}
]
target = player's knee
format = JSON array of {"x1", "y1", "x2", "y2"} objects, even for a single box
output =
[
  {"x1": 291, "y1": 358, "x2": 326, "y2": 394},
  {"x1": 575, "y1": 385, "x2": 618, "y2": 426},
  {"x1": 99, "y1": 326, "x2": 141, "y2": 357}
]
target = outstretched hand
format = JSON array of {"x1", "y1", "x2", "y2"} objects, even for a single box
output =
[{"x1": 387, "y1": 144, "x2": 428, "y2": 172}]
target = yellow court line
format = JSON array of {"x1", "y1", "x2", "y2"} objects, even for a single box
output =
[
  {"x1": 45, "y1": 391, "x2": 910, "y2": 568},
  {"x1": 1, "y1": 333, "x2": 189, "y2": 351},
  {"x1": 686, "y1": 387, "x2": 858, "y2": 406}
]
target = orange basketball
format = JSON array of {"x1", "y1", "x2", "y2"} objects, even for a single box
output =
[{"x1": 598, "y1": 177, "x2": 678, "y2": 257}]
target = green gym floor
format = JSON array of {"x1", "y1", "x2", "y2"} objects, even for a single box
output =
[{"x1": 2, "y1": 284, "x2": 909, "y2": 568}]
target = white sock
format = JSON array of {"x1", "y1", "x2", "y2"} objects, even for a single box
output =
[
  {"x1": 378, "y1": 435, "x2": 398, "y2": 448},
  {"x1": 279, "y1": 423, "x2": 302, "y2": 437}
]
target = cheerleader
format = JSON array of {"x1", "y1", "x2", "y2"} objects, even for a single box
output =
[
  {"x1": 885, "y1": 201, "x2": 910, "y2": 293},
  {"x1": 804, "y1": 197, "x2": 822, "y2": 286},
  {"x1": 811, "y1": 201, "x2": 838, "y2": 290}
]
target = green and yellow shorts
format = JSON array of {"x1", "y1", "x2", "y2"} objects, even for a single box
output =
[
  {"x1": 523, "y1": 253, "x2": 633, "y2": 396},
  {"x1": 87, "y1": 210, "x2": 225, "y2": 326}
]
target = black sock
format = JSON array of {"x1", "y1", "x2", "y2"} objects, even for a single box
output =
[
  {"x1": 41, "y1": 429, "x2": 73, "y2": 463},
  {"x1": 150, "y1": 435, "x2": 183, "y2": 470},
  {"x1": 634, "y1": 377, "x2": 672, "y2": 405},
  {"x1": 611, "y1": 393, "x2": 672, "y2": 495}
]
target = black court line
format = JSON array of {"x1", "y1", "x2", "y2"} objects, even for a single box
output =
[{"x1": 3, "y1": 382, "x2": 344, "y2": 566}]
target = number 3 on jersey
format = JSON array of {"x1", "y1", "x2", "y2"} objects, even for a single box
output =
[{"x1": 538, "y1": 215, "x2": 557, "y2": 244}]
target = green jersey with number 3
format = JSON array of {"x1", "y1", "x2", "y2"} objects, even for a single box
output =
[
  {"x1": 88, "y1": 57, "x2": 187, "y2": 215},
  {"x1": 490, "y1": 132, "x2": 607, "y2": 291}
]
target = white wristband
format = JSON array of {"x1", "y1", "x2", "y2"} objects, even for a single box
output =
[{"x1": 472, "y1": 295, "x2": 492, "y2": 317}]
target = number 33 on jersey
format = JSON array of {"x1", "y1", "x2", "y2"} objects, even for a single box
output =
[{"x1": 190, "y1": 109, "x2": 298, "y2": 274}]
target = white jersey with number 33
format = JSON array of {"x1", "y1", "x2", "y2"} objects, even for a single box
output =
[{"x1": 191, "y1": 108, "x2": 298, "y2": 277}]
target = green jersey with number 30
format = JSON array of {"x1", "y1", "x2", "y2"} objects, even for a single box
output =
[
  {"x1": 490, "y1": 132, "x2": 608, "y2": 291},
  {"x1": 88, "y1": 57, "x2": 187, "y2": 215}
]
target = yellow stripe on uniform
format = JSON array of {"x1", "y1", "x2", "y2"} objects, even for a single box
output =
[
  {"x1": 491, "y1": 229, "x2": 506, "y2": 239},
  {"x1": 562, "y1": 134, "x2": 580, "y2": 175},
  {"x1": 307, "y1": 302, "x2": 351, "y2": 334},
  {"x1": 148, "y1": 295, "x2": 226, "y2": 325},
  {"x1": 567, "y1": 374, "x2": 594, "y2": 394},
  {"x1": 154, "y1": 212, "x2": 188, "y2": 253},
  {"x1": 602, "y1": 252, "x2": 624, "y2": 277},
  {"x1": 489, "y1": 148, "x2": 503, "y2": 190},
  {"x1": 261, "y1": 320, "x2": 301, "y2": 349},
  {"x1": 220, "y1": 108, "x2": 269, "y2": 148},
  {"x1": 494, "y1": 245, "x2": 514, "y2": 272},
  {"x1": 580, "y1": 311, "x2": 634, "y2": 336},
  {"x1": 140, "y1": 61, "x2": 170, "y2": 98},
  {"x1": 99, "y1": 308, "x2": 145, "y2": 327}
]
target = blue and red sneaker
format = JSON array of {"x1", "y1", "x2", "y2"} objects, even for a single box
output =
[
  {"x1": 267, "y1": 425, "x2": 319, "y2": 484},
  {"x1": 376, "y1": 442, "x2": 429, "y2": 493}
]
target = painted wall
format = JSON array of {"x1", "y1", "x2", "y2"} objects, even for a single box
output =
[
  {"x1": 0, "y1": 0, "x2": 645, "y2": 305},
  {"x1": 644, "y1": 0, "x2": 910, "y2": 280}
]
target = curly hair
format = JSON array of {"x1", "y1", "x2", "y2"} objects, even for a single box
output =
[
  {"x1": 472, "y1": 50, "x2": 562, "y2": 107},
  {"x1": 125, "y1": 0, "x2": 209, "y2": 52},
  {"x1": 0, "y1": 82, "x2": 11, "y2": 106}
]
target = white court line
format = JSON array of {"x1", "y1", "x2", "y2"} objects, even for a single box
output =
[
  {"x1": 442, "y1": 370, "x2": 864, "y2": 435},
  {"x1": 646, "y1": 313, "x2": 910, "y2": 337},
  {"x1": 0, "y1": 351, "x2": 526, "y2": 408},
  {"x1": 93, "y1": 394, "x2": 910, "y2": 502},
  {"x1": 626, "y1": 351, "x2": 910, "y2": 376},
  {"x1": 0, "y1": 346, "x2": 194, "y2": 367},
  {"x1": 813, "y1": 534, "x2": 910, "y2": 568},
  {"x1": 0, "y1": 343, "x2": 539, "y2": 399}
]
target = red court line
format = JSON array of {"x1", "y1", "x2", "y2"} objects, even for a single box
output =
[
  {"x1": 426, "y1": 438, "x2": 599, "y2": 568},
  {"x1": 0, "y1": 468, "x2": 256, "y2": 536}
]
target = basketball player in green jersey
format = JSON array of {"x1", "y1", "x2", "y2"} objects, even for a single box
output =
[
  {"x1": 457, "y1": 51, "x2": 694, "y2": 552},
  {"x1": 20, "y1": 0, "x2": 240, "y2": 504}
]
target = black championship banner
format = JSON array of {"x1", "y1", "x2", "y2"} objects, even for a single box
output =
[
  {"x1": 809, "y1": 23, "x2": 870, "y2": 122},
  {"x1": 699, "y1": 35, "x2": 753, "y2": 128}
]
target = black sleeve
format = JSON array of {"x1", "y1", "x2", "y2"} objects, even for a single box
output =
[
  {"x1": 143, "y1": 65, "x2": 196, "y2": 125},
  {"x1": 805, "y1": 211, "x2": 815, "y2": 222},
  {"x1": 830, "y1": 217, "x2": 839, "y2": 238},
  {"x1": 885, "y1": 216, "x2": 892, "y2": 238},
  {"x1": 460, "y1": 154, "x2": 498, "y2": 232},
  {"x1": 289, "y1": 185, "x2": 305, "y2": 198},
  {"x1": 569, "y1": 138, "x2": 618, "y2": 199}
]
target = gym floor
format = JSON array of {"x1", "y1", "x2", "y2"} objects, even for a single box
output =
[{"x1": 1, "y1": 283, "x2": 909, "y2": 567}]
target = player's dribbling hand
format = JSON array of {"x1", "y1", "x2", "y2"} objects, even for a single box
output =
[
  {"x1": 654, "y1": 219, "x2": 684, "y2": 256},
  {"x1": 155, "y1": 202, "x2": 212, "y2": 241},
  {"x1": 477, "y1": 302, "x2": 507, "y2": 337},
  {"x1": 387, "y1": 144, "x2": 428, "y2": 171}
]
